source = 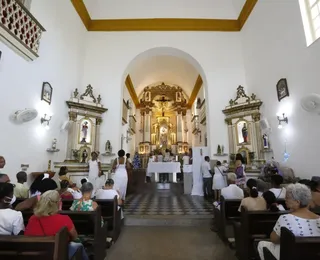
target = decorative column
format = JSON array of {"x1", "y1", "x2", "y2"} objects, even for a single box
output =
[
  {"x1": 182, "y1": 114, "x2": 187, "y2": 142},
  {"x1": 66, "y1": 112, "x2": 77, "y2": 159},
  {"x1": 176, "y1": 111, "x2": 183, "y2": 142},
  {"x1": 226, "y1": 118, "x2": 234, "y2": 155},
  {"x1": 95, "y1": 117, "x2": 102, "y2": 152},
  {"x1": 144, "y1": 109, "x2": 151, "y2": 143},
  {"x1": 253, "y1": 114, "x2": 262, "y2": 159},
  {"x1": 140, "y1": 111, "x2": 144, "y2": 143}
]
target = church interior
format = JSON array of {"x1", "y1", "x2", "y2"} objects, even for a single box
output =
[{"x1": 1, "y1": 0, "x2": 320, "y2": 259}]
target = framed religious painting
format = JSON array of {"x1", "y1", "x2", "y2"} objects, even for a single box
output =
[
  {"x1": 276, "y1": 78, "x2": 289, "y2": 102},
  {"x1": 41, "y1": 82, "x2": 53, "y2": 105}
]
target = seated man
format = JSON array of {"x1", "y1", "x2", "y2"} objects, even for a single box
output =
[
  {"x1": 95, "y1": 179, "x2": 122, "y2": 205},
  {"x1": 14, "y1": 171, "x2": 29, "y2": 199},
  {"x1": 221, "y1": 173, "x2": 244, "y2": 200},
  {"x1": 0, "y1": 173, "x2": 10, "y2": 183}
]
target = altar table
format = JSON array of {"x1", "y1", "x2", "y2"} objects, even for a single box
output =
[{"x1": 147, "y1": 162, "x2": 181, "y2": 183}]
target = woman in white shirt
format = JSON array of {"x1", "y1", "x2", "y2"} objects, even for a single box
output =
[
  {"x1": 258, "y1": 183, "x2": 320, "y2": 260},
  {"x1": 269, "y1": 174, "x2": 286, "y2": 199},
  {"x1": 96, "y1": 179, "x2": 122, "y2": 205},
  {"x1": 88, "y1": 152, "x2": 102, "y2": 193},
  {"x1": 212, "y1": 161, "x2": 227, "y2": 201},
  {"x1": 0, "y1": 183, "x2": 24, "y2": 235}
]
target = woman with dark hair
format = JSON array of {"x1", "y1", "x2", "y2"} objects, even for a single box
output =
[
  {"x1": 238, "y1": 179, "x2": 266, "y2": 211},
  {"x1": 111, "y1": 149, "x2": 131, "y2": 202},
  {"x1": 0, "y1": 183, "x2": 24, "y2": 235},
  {"x1": 262, "y1": 191, "x2": 285, "y2": 212},
  {"x1": 270, "y1": 174, "x2": 286, "y2": 199},
  {"x1": 15, "y1": 178, "x2": 58, "y2": 212},
  {"x1": 59, "y1": 180, "x2": 73, "y2": 199}
]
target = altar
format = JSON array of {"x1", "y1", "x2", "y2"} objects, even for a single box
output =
[{"x1": 147, "y1": 162, "x2": 181, "y2": 183}]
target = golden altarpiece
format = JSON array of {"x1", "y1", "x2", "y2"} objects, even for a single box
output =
[
  {"x1": 223, "y1": 86, "x2": 269, "y2": 170},
  {"x1": 54, "y1": 85, "x2": 110, "y2": 184},
  {"x1": 138, "y1": 83, "x2": 189, "y2": 158}
]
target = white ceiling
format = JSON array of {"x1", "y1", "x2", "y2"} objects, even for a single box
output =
[
  {"x1": 83, "y1": 0, "x2": 246, "y2": 20},
  {"x1": 128, "y1": 55, "x2": 199, "y2": 97}
]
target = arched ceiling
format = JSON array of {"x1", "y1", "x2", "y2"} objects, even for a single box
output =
[
  {"x1": 83, "y1": 0, "x2": 246, "y2": 20},
  {"x1": 128, "y1": 55, "x2": 199, "y2": 97}
]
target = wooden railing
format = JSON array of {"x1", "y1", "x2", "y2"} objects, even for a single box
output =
[{"x1": 0, "y1": 0, "x2": 45, "y2": 61}]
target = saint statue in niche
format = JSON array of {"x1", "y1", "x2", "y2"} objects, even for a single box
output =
[
  {"x1": 237, "y1": 121, "x2": 249, "y2": 144},
  {"x1": 81, "y1": 149, "x2": 88, "y2": 163},
  {"x1": 105, "y1": 140, "x2": 112, "y2": 153},
  {"x1": 263, "y1": 134, "x2": 269, "y2": 149},
  {"x1": 242, "y1": 123, "x2": 248, "y2": 143},
  {"x1": 79, "y1": 119, "x2": 91, "y2": 144}
]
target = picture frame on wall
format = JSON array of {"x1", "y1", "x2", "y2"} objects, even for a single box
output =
[
  {"x1": 276, "y1": 78, "x2": 289, "y2": 102},
  {"x1": 41, "y1": 82, "x2": 53, "y2": 104}
]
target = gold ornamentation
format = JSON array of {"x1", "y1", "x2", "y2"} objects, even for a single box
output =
[
  {"x1": 96, "y1": 118, "x2": 103, "y2": 125},
  {"x1": 69, "y1": 112, "x2": 77, "y2": 121},
  {"x1": 252, "y1": 113, "x2": 261, "y2": 122},
  {"x1": 80, "y1": 85, "x2": 97, "y2": 103}
]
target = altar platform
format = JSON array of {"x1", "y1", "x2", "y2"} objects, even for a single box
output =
[{"x1": 124, "y1": 183, "x2": 212, "y2": 227}]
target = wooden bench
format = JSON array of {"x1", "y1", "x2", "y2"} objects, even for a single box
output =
[
  {"x1": 233, "y1": 207, "x2": 289, "y2": 260},
  {"x1": 263, "y1": 227, "x2": 320, "y2": 260},
  {"x1": 215, "y1": 196, "x2": 241, "y2": 242},
  {"x1": 60, "y1": 206, "x2": 107, "y2": 260},
  {"x1": 61, "y1": 199, "x2": 74, "y2": 211},
  {"x1": 0, "y1": 227, "x2": 82, "y2": 260},
  {"x1": 95, "y1": 197, "x2": 122, "y2": 242}
]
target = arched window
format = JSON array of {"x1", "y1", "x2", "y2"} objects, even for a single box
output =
[{"x1": 299, "y1": 0, "x2": 320, "y2": 46}]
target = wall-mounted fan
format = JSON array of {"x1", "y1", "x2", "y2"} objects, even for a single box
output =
[
  {"x1": 301, "y1": 93, "x2": 320, "y2": 114},
  {"x1": 14, "y1": 109, "x2": 38, "y2": 123}
]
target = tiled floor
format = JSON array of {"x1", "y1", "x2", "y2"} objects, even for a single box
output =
[
  {"x1": 124, "y1": 183, "x2": 213, "y2": 217},
  {"x1": 107, "y1": 226, "x2": 236, "y2": 260}
]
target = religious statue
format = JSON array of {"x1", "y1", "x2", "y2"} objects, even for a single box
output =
[
  {"x1": 81, "y1": 121, "x2": 89, "y2": 143},
  {"x1": 242, "y1": 123, "x2": 248, "y2": 143},
  {"x1": 263, "y1": 134, "x2": 269, "y2": 149},
  {"x1": 52, "y1": 138, "x2": 57, "y2": 150},
  {"x1": 81, "y1": 149, "x2": 88, "y2": 163},
  {"x1": 105, "y1": 140, "x2": 112, "y2": 153}
]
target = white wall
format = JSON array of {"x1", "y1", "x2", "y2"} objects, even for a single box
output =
[
  {"x1": 81, "y1": 32, "x2": 247, "y2": 158},
  {"x1": 242, "y1": 1, "x2": 320, "y2": 178},
  {"x1": 0, "y1": 0, "x2": 86, "y2": 182}
]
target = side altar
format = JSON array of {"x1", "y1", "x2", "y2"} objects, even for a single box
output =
[
  {"x1": 223, "y1": 86, "x2": 272, "y2": 173},
  {"x1": 53, "y1": 85, "x2": 111, "y2": 185}
]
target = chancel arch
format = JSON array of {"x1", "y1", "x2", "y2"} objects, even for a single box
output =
[{"x1": 120, "y1": 47, "x2": 211, "y2": 164}]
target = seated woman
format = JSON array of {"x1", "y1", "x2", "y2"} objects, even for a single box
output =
[
  {"x1": 70, "y1": 182, "x2": 98, "y2": 212},
  {"x1": 262, "y1": 191, "x2": 286, "y2": 212},
  {"x1": 58, "y1": 167, "x2": 75, "y2": 187},
  {"x1": 15, "y1": 178, "x2": 58, "y2": 211},
  {"x1": 269, "y1": 174, "x2": 286, "y2": 199},
  {"x1": 25, "y1": 190, "x2": 89, "y2": 260},
  {"x1": 235, "y1": 159, "x2": 246, "y2": 188},
  {"x1": 0, "y1": 183, "x2": 24, "y2": 235},
  {"x1": 257, "y1": 183, "x2": 320, "y2": 260},
  {"x1": 238, "y1": 179, "x2": 266, "y2": 212},
  {"x1": 95, "y1": 179, "x2": 122, "y2": 205},
  {"x1": 59, "y1": 180, "x2": 74, "y2": 199}
]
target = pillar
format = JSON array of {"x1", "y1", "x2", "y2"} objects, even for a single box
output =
[
  {"x1": 176, "y1": 111, "x2": 183, "y2": 142},
  {"x1": 144, "y1": 109, "x2": 151, "y2": 143},
  {"x1": 253, "y1": 114, "x2": 262, "y2": 160},
  {"x1": 226, "y1": 118, "x2": 234, "y2": 155},
  {"x1": 66, "y1": 112, "x2": 77, "y2": 159},
  {"x1": 95, "y1": 118, "x2": 102, "y2": 153}
]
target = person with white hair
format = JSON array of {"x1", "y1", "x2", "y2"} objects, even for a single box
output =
[
  {"x1": 257, "y1": 183, "x2": 320, "y2": 260},
  {"x1": 220, "y1": 173, "x2": 244, "y2": 200}
]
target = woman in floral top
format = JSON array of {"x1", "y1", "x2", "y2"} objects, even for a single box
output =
[{"x1": 70, "y1": 182, "x2": 97, "y2": 211}]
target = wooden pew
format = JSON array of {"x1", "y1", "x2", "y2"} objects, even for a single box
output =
[
  {"x1": 0, "y1": 227, "x2": 82, "y2": 260},
  {"x1": 263, "y1": 227, "x2": 320, "y2": 260},
  {"x1": 95, "y1": 197, "x2": 122, "y2": 242},
  {"x1": 233, "y1": 207, "x2": 288, "y2": 260},
  {"x1": 215, "y1": 196, "x2": 241, "y2": 242},
  {"x1": 61, "y1": 199, "x2": 74, "y2": 210},
  {"x1": 60, "y1": 206, "x2": 107, "y2": 260}
]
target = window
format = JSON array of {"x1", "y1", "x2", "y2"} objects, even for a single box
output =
[
  {"x1": 299, "y1": 0, "x2": 320, "y2": 46},
  {"x1": 17, "y1": 0, "x2": 32, "y2": 10}
]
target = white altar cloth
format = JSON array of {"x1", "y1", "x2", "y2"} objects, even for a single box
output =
[{"x1": 147, "y1": 162, "x2": 181, "y2": 183}]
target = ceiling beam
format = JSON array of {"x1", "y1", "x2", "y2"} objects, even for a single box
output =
[
  {"x1": 187, "y1": 75, "x2": 203, "y2": 109},
  {"x1": 71, "y1": 0, "x2": 257, "y2": 32},
  {"x1": 70, "y1": 0, "x2": 91, "y2": 30},
  {"x1": 125, "y1": 75, "x2": 140, "y2": 108},
  {"x1": 238, "y1": 0, "x2": 258, "y2": 29},
  {"x1": 89, "y1": 18, "x2": 240, "y2": 32}
]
